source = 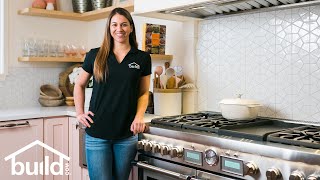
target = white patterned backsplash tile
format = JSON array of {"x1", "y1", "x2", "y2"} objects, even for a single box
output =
[
  {"x1": 0, "y1": 67, "x2": 65, "y2": 109},
  {"x1": 197, "y1": 5, "x2": 320, "y2": 123}
]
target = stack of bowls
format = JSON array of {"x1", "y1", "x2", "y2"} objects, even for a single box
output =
[
  {"x1": 72, "y1": 0, "x2": 91, "y2": 13},
  {"x1": 39, "y1": 84, "x2": 65, "y2": 107},
  {"x1": 91, "y1": 0, "x2": 105, "y2": 10},
  {"x1": 65, "y1": 97, "x2": 75, "y2": 106}
]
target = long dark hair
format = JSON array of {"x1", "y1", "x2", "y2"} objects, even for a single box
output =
[{"x1": 94, "y1": 8, "x2": 138, "y2": 82}]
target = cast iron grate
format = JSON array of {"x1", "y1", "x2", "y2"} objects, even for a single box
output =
[{"x1": 267, "y1": 126, "x2": 320, "y2": 149}]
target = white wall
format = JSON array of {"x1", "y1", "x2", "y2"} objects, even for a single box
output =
[
  {"x1": 197, "y1": 5, "x2": 320, "y2": 123},
  {"x1": 0, "y1": 0, "x2": 88, "y2": 108},
  {"x1": 87, "y1": 15, "x2": 188, "y2": 90},
  {"x1": 0, "y1": 1, "x2": 192, "y2": 108}
]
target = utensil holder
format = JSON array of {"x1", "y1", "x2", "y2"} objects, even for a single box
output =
[{"x1": 153, "y1": 88, "x2": 182, "y2": 116}]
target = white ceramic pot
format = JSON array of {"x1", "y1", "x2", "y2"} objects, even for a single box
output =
[{"x1": 219, "y1": 94, "x2": 262, "y2": 120}]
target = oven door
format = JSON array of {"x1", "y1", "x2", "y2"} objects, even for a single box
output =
[
  {"x1": 135, "y1": 155, "x2": 235, "y2": 180},
  {"x1": 136, "y1": 154, "x2": 197, "y2": 180}
]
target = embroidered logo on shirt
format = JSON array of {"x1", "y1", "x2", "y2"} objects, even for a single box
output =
[{"x1": 128, "y1": 62, "x2": 140, "y2": 69}]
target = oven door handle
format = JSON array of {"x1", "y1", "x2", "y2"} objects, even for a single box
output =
[{"x1": 133, "y1": 161, "x2": 200, "y2": 180}]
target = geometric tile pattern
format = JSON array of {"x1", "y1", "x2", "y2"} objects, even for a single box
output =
[
  {"x1": 0, "y1": 67, "x2": 64, "y2": 109},
  {"x1": 197, "y1": 5, "x2": 320, "y2": 124}
]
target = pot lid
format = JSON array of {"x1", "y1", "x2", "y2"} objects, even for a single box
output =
[{"x1": 219, "y1": 94, "x2": 261, "y2": 105}]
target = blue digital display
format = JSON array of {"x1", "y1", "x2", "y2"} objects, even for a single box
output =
[{"x1": 221, "y1": 156, "x2": 243, "y2": 176}]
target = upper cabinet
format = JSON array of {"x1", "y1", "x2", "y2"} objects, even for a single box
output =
[{"x1": 18, "y1": 2, "x2": 134, "y2": 21}]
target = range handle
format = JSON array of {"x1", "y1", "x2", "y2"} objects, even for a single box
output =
[{"x1": 133, "y1": 161, "x2": 200, "y2": 180}]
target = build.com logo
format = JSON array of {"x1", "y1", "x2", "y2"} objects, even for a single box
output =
[{"x1": 4, "y1": 140, "x2": 70, "y2": 176}]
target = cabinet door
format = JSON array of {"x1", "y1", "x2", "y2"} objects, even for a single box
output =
[
  {"x1": 44, "y1": 117, "x2": 69, "y2": 180},
  {"x1": 0, "y1": 119, "x2": 44, "y2": 180},
  {"x1": 68, "y1": 117, "x2": 81, "y2": 180}
]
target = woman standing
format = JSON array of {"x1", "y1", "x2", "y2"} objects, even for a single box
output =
[{"x1": 74, "y1": 7, "x2": 151, "y2": 180}]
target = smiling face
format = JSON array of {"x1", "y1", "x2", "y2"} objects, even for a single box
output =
[{"x1": 109, "y1": 13, "x2": 132, "y2": 45}]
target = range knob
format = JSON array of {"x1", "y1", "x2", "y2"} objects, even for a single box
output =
[
  {"x1": 307, "y1": 175, "x2": 320, "y2": 180},
  {"x1": 170, "y1": 147, "x2": 183, "y2": 158},
  {"x1": 266, "y1": 168, "x2": 282, "y2": 180},
  {"x1": 144, "y1": 141, "x2": 152, "y2": 152},
  {"x1": 245, "y1": 161, "x2": 259, "y2": 175},
  {"x1": 160, "y1": 145, "x2": 171, "y2": 155},
  {"x1": 137, "y1": 140, "x2": 145, "y2": 150},
  {"x1": 204, "y1": 148, "x2": 219, "y2": 166},
  {"x1": 152, "y1": 143, "x2": 161, "y2": 153},
  {"x1": 289, "y1": 171, "x2": 305, "y2": 180}
]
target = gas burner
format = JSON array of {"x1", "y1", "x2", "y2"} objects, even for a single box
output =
[
  {"x1": 182, "y1": 119, "x2": 256, "y2": 133},
  {"x1": 268, "y1": 126, "x2": 320, "y2": 149},
  {"x1": 150, "y1": 113, "x2": 212, "y2": 128}
]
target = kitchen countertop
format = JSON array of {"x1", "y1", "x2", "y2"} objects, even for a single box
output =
[{"x1": 0, "y1": 106, "x2": 159, "y2": 122}]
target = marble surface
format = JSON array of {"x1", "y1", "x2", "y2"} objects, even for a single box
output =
[{"x1": 0, "y1": 106, "x2": 159, "y2": 122}]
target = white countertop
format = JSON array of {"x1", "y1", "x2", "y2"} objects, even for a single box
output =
[{"x1": 0, "y1": 106, "x2": 159, "y2": 122}]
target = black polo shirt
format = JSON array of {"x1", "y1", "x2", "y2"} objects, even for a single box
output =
[{"x1": 82, "y1": 47, "x2": 151, "y2": 140}]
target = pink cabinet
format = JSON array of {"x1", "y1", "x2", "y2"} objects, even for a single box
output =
[
  {"x1": 0, "y1": 119, "x2": 44, "y2": 180},
  {"x1": 44, "y1": 117, "x2": 69, "y2": 180},
  {"x1": 68, "y1": 117, "x2": 82, "y2": 180}
]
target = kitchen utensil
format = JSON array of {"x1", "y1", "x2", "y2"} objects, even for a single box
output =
[
  {"x1": 165, "y1": 67, "x2": 175, "y2": 78},
  {"x1": 160, "y1": 74, "x2": 168, "y2": 89},
  {"x1": 155, "y1": 66, "x2": 163, "y2": 88},
  {"x1": 219, "y1": 94, "x2": 262, "y2": 120},
  {"x1": 175, "y1": 77, "x2": 181, "y2": 88},
  {"x1": 173, "y1": 66, "x2": 183, "y2": 76},
  {"x1": 179, "y1": 83, "x2": 196, "y2": 89},
  {"x1": 164, "y1": 62, "x2": 170, "y2": 70},
  {"x1": 166, "y1": 76, "x2": 176, "y2": 89}
]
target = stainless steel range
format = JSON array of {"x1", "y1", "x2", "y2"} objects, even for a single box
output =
[{"x1": 133, "y1": 112, "x2": 320, "y2": 180}]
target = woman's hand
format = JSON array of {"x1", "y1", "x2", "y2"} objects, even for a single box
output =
[
  {"x1": 130, "y1": 117, "x2": 145, "y2": 135},
  {"x1": 77, "y1": 111, "x2": 94, "y2": 128}
]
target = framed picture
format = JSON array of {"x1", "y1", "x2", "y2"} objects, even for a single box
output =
[{"x1": 142, "y1": 23, "x2": 166, "y2": 55}]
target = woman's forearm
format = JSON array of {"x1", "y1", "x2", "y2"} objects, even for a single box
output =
[
  {"x1": 135, "y1": 91, "x2": 149, "y2": 119},
  {"x1": 74, "y1": 84, "x2": 86, "y2": 116}
]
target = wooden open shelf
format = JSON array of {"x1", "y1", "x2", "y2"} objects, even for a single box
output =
[
  {"x1": 18, "y1": 57, "x2": 84, "y2": 63},
  {"x1": 18, "y1": 54, "x2": 172, "y2": 62},
  {"x1": 18, "y1": 2, "x2": 134, "y2": 21},
  {"x1": 150, "y1": 54, "x2": 173, "y2": 60}
]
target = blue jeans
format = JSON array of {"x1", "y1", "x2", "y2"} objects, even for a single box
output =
[{"x1": 85, "y1": 133, "x2": 138, "y2": 180}]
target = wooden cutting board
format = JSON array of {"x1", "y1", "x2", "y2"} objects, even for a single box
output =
[{"x1": 59, "y1": 63, "x2": 82, "y2": 97}]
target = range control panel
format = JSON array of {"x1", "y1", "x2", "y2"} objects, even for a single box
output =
[{"x1": 137, "y1": 135, "x2": 320, "y2": 180}]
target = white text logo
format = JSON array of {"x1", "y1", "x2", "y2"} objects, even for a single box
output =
[
  {"x1": 4, "y1": 140, "x2": 70, "y2": 176},
  {"x1": 128, "y1": 62, "x2": 140, "y2": 69}
]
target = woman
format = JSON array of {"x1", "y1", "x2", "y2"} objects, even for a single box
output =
[{"x1": 74, "y1": 7, "x2": 151, "y2": 180}]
